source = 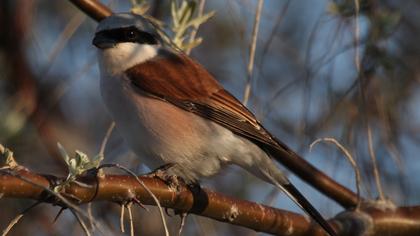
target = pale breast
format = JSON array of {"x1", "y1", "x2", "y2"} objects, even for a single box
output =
[
  {"x1": 100, "y1": 72, "x2": 225, "y2": 175},
  {"x1": 100, "y1": 72, "x2": 270, "y2": 182}
]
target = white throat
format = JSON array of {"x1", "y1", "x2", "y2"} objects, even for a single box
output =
[{"x1": 97, "y1": 42, "x2": 159, "y2": 75}]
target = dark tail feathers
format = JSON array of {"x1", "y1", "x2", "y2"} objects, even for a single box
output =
[{"x1": 282, "y1": 183, "x2": 337, "y2": 236}]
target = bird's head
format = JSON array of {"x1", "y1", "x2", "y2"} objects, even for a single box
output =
[{"x1": 93, "y1": 13, "x2": 164, "y2": 74}]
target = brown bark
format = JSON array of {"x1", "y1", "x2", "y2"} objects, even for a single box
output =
[
  {"x1": 1, "y1": 167, "x2": 420, "y2": 236},
  {"x1": 69, "y1": 0, "x2": 112, "y2": 21},
  {"x1": 0, "y1": 168, "x2": 329, "y2": 236}
]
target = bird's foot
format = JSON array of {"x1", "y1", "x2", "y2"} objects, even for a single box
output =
[
  {"x1": 145, "y1": 164, "x2": 186, "y2": 192},
  {"x1": 144, "y1": 163, "x2": 175, "y2": 180}
]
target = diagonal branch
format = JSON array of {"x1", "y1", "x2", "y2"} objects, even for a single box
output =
[{"x1": 69, "y1": 0, "x2": 112, "y2": 21}]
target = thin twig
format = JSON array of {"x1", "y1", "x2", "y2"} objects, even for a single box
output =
[
  {"x1": 256, "y1": 0, "x2": 291, "y2": 119},
  {"x1": 45, "y1": 12, "x2": 86, "y2": 73},
  {"x1": 98, "y1": 164, "x2": 169, "y2": 236},
  {"x1": 185, "y1": 0, "x2": 206, "y2": 55},
  {"x1": 310, "y1": 137, "x2": 363, "y2": 208},
  {"x1": 299, "y1": 12, "x2": 325, "y2": 143},
  {"x1": 178, "y1": 213, "x2": 187, "y2": 236},
  {"x1": 89, "y1": 122, "x2": 116, "y2": 231},
  {"x1": 0, "y1": 169, "x2": 108, "y2": 236},
  {"x1": 1, "y1": 214, "x2": 23, "y2": 236},
  {"x1": 377, "y1": 94, "x2": 404, "y2": 172},
  {"x1": 71, "y1": 209, "x2": 92, "y2": 236},
  {"x1": 353, "y1": 0, "x2": 385, "y2": 200},
  {"x1": 82, "y1": 121, "x2": 113, "y2": 234},
  {"x1": 127, "y1": 203, "x2": 134, "y2": 236},
  {"x1": 258, "y1": 0, "x2": 290, "y2": 70},
  {"x1": 353, "y1": 0, "x2": 361, "y2": 73},
  {"x1": 367, "y1": 124, "x2": 385, "y2": 199},
  {"x1": 120, "y1": 204, "x2": 125, "y2": 233},
  {"x1": 87, "y1": 202, "x2": 94, "y2": 230},
  {"x1": 243, "y1": 0, "x2": 264, "y2": 106},
  {"x1": 99, "y1": 122, "x2": 116, "y2": 157},
  {"x1": 2, "y1": 201, "x2": 42, "y2": 236}
]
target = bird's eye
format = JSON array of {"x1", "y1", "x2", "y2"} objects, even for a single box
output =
[{"x1": 125, "y1": 30, "x2": 138, "y2": 41}]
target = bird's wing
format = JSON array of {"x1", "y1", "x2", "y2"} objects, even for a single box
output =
[
  {"x1": 125, "y1": 50, "x2": 293, "y2": 154},
  {"x1": 125, "y1": 50, "x2": 337, "y2": 236}
]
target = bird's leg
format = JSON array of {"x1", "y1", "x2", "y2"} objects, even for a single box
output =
[
  {"x1": 145, "y1": 164, "x2": 197, "y2": 218},
  {"x1": 144, "y1": 163, "x2": 187, "y2": 192},
  {"x1": 144, "y1": 163, "x2": 175, "y2": 178}
]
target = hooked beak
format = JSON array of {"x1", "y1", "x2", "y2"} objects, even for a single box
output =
[{"x1": 92, "y1": 33, "x2": 116, "y2": 49}]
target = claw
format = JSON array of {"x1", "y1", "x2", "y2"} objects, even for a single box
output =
[
  {"x1": 144, "y1": 163, "x2": 175, "y2": 178},
  {"x1": 144, "y1": 164, "x2": 187, "y2": 192},
  {"x1": 53, "y1": 207, "x2": 66, "y2": 223},
  {"x1": 132, "y1": 197, "x2": 149, "y2": 212}
]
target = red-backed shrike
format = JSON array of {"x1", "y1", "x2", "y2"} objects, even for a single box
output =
[{"x1": 93, "y1": 13, "x2": 336, "y2": 235}]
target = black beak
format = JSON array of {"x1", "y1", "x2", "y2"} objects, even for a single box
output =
[{"x1": 92, "y1": 33, "x2": 116, "y2": 49}]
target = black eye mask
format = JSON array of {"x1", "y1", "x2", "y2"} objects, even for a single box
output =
[{"x1": 95, "y1": 26, "x2": 158, "y2": 45}]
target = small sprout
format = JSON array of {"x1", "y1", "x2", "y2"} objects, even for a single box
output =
[
  {"x1": 170, "y1": 0, "x2": 215, "y2": 51},
  {"x1": 129, "y1": 0, "x2": 214, "y2": 52},
  {"x1": 57, "y1": 143, "x2": 104, "y2": 187},
  {"x1": 130, "y1": 0, "x2": 150, "y2": 16},
  {"x1": 57, "y1": 142, "x2": 70, "y2": 166},
  {"x1": 0, "y1": 144, "x2": 18, "y2": 169}
]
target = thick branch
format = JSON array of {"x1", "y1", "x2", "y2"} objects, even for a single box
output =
[
  {"x1": 285, "y1": 152, "x2": 359, "y2": 208},
  {"x1": 0, "y1": 169, "x2": 329, "y2": 236},
  {"x1": 2, "y1": 169, "x2": 420, "y2": 235},
  {"x1": 69, "y1": 0, "x2": 112, "y2": 21}
]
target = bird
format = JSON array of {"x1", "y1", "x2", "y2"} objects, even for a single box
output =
[{"x1": 92, "y1": 13, "x2": 337, "y2": 236}]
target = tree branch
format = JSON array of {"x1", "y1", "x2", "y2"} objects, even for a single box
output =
[
  {"x1": 0, "y1": 168, "x2": 331, "y2": 236},
  {"x1": 69, "y1": 0, "x2": 112, "y2": 21},
  {"x1": 2, "y1": 167, "x2": 420, "y2": 235}
]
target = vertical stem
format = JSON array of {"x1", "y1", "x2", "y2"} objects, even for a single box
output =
[
  {"x1": 243, "y1": 0, "x2": 264, "y2": 106},
  {"x1": 367, "y1": 122, "x2": 385, "y2": 199},
  {"x1": 127, "y1": 204, "x2": 134, "y2": 236},
  {"x1": 99, "y1": 122, "x2": 115, "y2": 157},
  {"x1": 353, "y1": 0, "x2": 385, "y2": 200}
]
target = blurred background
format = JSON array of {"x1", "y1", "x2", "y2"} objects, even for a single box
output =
[{"x1": 1, "y1": 0, "x2": 420, "y2": 235}]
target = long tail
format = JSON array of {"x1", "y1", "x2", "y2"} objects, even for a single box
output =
[
  {"x1": 277, "y1": 181, "x2": 337, "y2": 236},
  {"x1": 260, "y1": 144, "x2": 338, "y2": 236},
  {"x1": 248, "y1": 158, "x2": 337, "y2": 236}
]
